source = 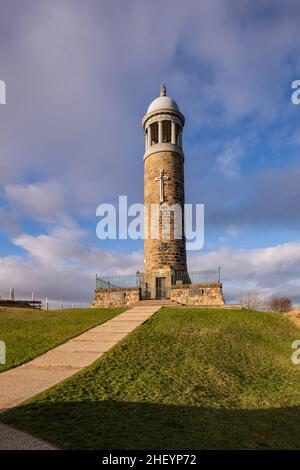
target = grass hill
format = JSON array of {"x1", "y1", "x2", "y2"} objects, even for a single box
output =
[
  {"x1": 0, "y1": 306, "x2": 123, "y2": 372},
  {"x1": 1, "y1": 307, "x2": 300, "y2": 449}
]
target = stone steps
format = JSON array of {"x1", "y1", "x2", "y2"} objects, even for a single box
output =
[{"x1": 132, "y1": 299, "x2": 182, "y2": 307}]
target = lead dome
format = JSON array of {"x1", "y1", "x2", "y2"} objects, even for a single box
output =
[{"x1": 147, "y1": 95, "x2": 180, "y2": 114}]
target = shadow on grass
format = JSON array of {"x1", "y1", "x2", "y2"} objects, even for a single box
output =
[{"x1": 1, "y1": 400, "x2": 300, "y2": 449}]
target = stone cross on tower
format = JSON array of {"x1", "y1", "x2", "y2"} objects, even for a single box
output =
[{"x1": 155, "y1": 169, "x2": 169, "y2": 203}]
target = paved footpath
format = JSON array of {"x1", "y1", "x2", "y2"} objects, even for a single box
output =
[
  {"x1": 0, "y1": 423, "x2": 58, "y2": 450},
  {"x1": 0, "y1": 305, "x2": 161, "y2": 449}
]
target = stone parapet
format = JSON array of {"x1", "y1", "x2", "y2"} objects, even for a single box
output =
[
  {"x1": 171, "y1": 283, "x2": 225, "y2": 306},
  {"x1": 93, "y1": 287, "x2": 140, "y2": 308}
]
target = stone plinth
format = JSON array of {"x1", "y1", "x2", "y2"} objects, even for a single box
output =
[
  {"x1": 92, "y1": 287, "x2": 140, "y2": 308},
  {"x1": 171, "y1": 283, "x2": 225, "y2": 306}
]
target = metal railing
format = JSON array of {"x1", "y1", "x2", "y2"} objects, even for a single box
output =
[
  {"x1": 177, "y1": 269, "x2": 221, "y2": 284},
  {"x1": 96, "y1": 268, "x2": 221, "y2": 289},
  {"x1": 96, "y1": 273, "x2": 141, "y2": 289}
]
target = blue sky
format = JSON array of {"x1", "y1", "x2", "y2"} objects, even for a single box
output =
[{"x1": 0, "y1": 0, "x2": 300, "y2": 305}]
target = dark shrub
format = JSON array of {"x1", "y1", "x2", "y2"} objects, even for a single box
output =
[{"x1": 269, "y1": 297, "x2": 292, "y2": 313}]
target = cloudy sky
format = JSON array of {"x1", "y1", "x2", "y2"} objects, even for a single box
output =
[{"x1": 0, "y1": 0, "x2": 300, "y2": 306}]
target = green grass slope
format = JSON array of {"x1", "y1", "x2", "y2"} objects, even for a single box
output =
[
  {"x1": 0, "y1": 307, "x2": 124, "y2": 372},
  {"x1": 1, "y1": 308, "x2": 300, "y2": 449}
]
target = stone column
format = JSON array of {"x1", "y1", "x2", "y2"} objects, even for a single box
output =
[
  {"x1": 148, "y1": 125, "x2": 152, "y2": 147},
  {"x1": 158, "y1": 120, "x2": 163, "y2": 144},
  {"x1": 171, "y1": 121, "x2": 176, "y2": 144},
  {"x1": 145, "y1": 132, "x2": 148, "y2": 151}
]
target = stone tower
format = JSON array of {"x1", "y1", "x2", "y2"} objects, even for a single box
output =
[
  {"x1": 93, "y1": 84, "x2": 225, "y2": 306},
  {"x1": 142, "y1": 83, "x2": 188, "y2": 284}
]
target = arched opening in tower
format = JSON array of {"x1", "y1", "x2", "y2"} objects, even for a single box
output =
[
  {"x1": 162, "y1": 121, "x2": 171, "y2": 143},
  {"x1": 150, "y1": 122, "x2": 158, "y2": 145}
]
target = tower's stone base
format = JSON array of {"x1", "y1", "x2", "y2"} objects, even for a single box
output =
[
  {"x1": 92, "y1": 287, "x2": 140, "y2": 308},
  {"x1": 170, "y1": 283, "x2": 224, "y2": 306},
  {"x1": 92, "y1": 283, "x2": 225, "y2": 308}
]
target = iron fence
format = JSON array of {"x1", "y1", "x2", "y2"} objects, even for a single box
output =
[
  {"x1": 96, "y1": 268, "x2": 221, "y2": 289},
  {"x1": 96, "y1": 273, "x2": 141, "y2": 289},
  {"x1": 177, "y1": 269, "x2": 221, "y2": 284}
]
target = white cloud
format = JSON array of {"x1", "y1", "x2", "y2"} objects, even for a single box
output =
[
  {"x1": 0, "y1": 224, "x2": 143, "y2": 304},
  {"x1": 13, "y1": 227, "x2": 86, "y2": 264},
  {"x1": 188, "y1": 242, "x2": 300, "y2": 304},
  {"x1": 0, "y1": 255, "x2": 93, "y2": 305},
  {"x1": 218, "y1": 225, "x2": 241, "y2": 244},
  {"x1": 5, "y1": 182, "x2": 68, "y2": 223},
  {"x1": 0, "y1": 208, "x2": 20, "y2": 236},
  {"x1": 216, "y1": 139, "x2": 245, "y2": 177},
  {"x1": 13, "y1": 226, "x2": 143, "y2": 272}
]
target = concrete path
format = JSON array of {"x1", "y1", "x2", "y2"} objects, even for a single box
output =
[
  {"x1": 0, "y1": 423, "x2": 57, "y2": 450},
  {"x1": 0, "y1": 305, "x2": 160, "y2": 411}
]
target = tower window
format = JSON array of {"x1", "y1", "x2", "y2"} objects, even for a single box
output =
[
  {"x1": 150, "y1": 122, "x2": 158, "y2": 145},
  {"x1": 162, "y1": 121, "x2": 171, "y2": 143}
]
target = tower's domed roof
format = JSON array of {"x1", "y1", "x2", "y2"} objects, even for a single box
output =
[
  {"x1": 147, "y1": 95, "x2": 180, "y2": 113},
  {"x1": 146, "y1": 83, "x2": 180, "y2": 114}
]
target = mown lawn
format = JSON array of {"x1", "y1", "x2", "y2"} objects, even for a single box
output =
[
  {"x1": 0, "y1": 307, "x2": 124, "y2": 372},
  {"x1": 1, "y1": 308, "x2": 300, "y2": 449}
]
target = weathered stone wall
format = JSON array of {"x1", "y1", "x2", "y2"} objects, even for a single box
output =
[
  {"x1": 93, "y1": 288, "x2": 140, "y2": 308},
  {"x1": 171, "y1": 283, "x2": 225, "y2": 306},
  {"x1": 144, "y1": 150, "x2": 188, "y2": 275}
]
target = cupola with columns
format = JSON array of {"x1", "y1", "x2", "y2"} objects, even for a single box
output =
[{"x1": 142, "y1": 82, "x2": 185, "y2": 160}]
